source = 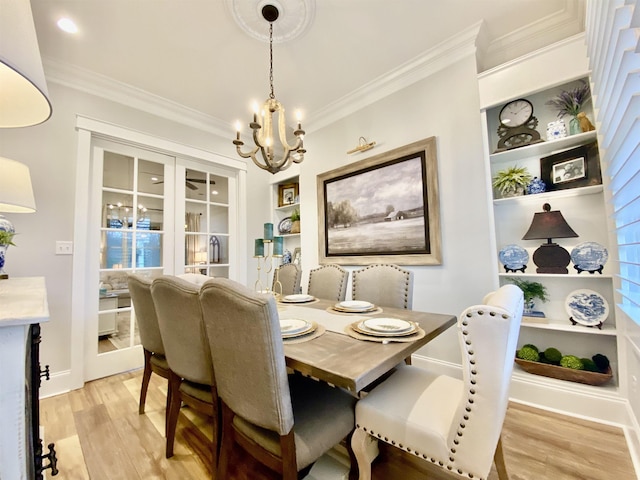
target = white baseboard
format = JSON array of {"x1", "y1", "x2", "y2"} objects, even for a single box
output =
[{"x1": 39, "y1": 369, "x2": 73, "y2": 399}]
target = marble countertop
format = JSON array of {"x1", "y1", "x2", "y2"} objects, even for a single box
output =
[{"x1": 0, "y1": 277, "x2": 50, "y2": 327}]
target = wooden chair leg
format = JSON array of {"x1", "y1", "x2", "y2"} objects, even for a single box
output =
[
  {"x1": 351, "y1": 428, "x2": 379, "y2": 480},
  {"x1": 139, "y1": 350, "x2": 153, "y2": 414},
  {"x1": 216, "y1": 402, "x2": 235, "y2": 480},
  {"x1": 493, "y1": 436, "x2": 510, "y2": 480},
  {"x1": 166, "y1": 372, "x2": 182, "y2": 458}
]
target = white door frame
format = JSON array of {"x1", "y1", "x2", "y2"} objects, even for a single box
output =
[{"x1": 71, "y1": 116, "x2": 247, "y2": 390}]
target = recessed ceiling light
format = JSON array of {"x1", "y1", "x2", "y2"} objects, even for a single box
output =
[
  {"x1": 151, "y1": 176, "x2": 158, "y2": 182},
  {"x1": 211, "y1": 190, "x2": 219, "y2": 195},
  {"x1": 57, "y1": 17, "x2": 78, "y2": 34}
]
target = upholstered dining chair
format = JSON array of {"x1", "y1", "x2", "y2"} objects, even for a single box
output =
[
  {"x1": 272, "y1": 263, "x2": 302, "y2": 296},
  {"x1": 151, "y1": 276, "x2": 219, "y2": 463},
  {"x1": 351, "y1": 263, "x2": 413, "y2": 309},
  {"x1": 199, "y1": 278, "x2": 357, "y2": 480},
  {"x1": 307, "y1": 264, "x2": 349, "y2": 301},
  {"x1": 127, "y1": 274, "x2": 170, "y2": 417},
  {"x1": 351, "y1": 284, "x2": 524, "y2": 480}
]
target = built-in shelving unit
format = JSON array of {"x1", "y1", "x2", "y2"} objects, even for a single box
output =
[{"x1": 271, "y1": 175, "x2": 301, "y2": 267}]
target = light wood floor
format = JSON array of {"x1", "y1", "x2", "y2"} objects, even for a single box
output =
[{"x1": 40, "y1": 369, "x2": 637, "y2": 480}]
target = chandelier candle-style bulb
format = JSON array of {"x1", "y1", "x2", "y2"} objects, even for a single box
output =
[{"x1": 232, "y1": 4, "x2": 306, "y2": 174}]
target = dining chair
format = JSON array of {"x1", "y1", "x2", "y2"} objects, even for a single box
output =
[
  {"x1": 199, "y1": 278, "x2": 357, "y2": 480},
  {"x1": 151, "y1": 275, "x2": 219, "y2": 464},
  {"x1": 351, "y1": 284, "x2": 524, "y2": 480},
  {"x1": 307, "y1": 264, "x2": 348, "y2": 301},
  {"x1": 127, "y1": 274, "x2": 170, "y2": 417},
  {"x1": 272, "y1": 263, "x2": 302, "y2": 296},
  {"x1": 351, "y1": 264, "x2": 413, "y2": 309}
]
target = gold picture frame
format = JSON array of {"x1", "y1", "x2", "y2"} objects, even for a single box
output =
[
  {"x1": 317, "y1": 137, "x2": 442, "y2": 266},
  {"x1": 278, "y1": 182, "x2": 299, "y2": 207}
]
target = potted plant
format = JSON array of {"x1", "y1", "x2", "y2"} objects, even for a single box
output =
[
  {"x1": 290, "y1": 208, "x2": 300, "y2": 234},
  {"x1": 545, "y1": 80, "x2": 593, "y2": 135},
  {"x1": 507, "y1": 277, "x2": 549, "y2": 314},
  {"x1": 492, "y1": 166, "x2": 532, "y2": 198},
  {"x1": 0, "y1": 230, "x2": 16, "y2": 279}
]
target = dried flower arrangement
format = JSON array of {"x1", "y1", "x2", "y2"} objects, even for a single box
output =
[{"x1": 545, "y1": 80, "x2": 592, "y2": 118}]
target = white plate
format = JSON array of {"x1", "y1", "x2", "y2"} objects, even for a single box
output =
[
  {"x1": 355, "y1": 321, "x2": 417, "y2": 337},
  {"x1": 362, "y1": 318, "x2": 413, "y2": 333},
  {"x1": 281, "y1": 294, "x2": 315, "y2": 303},
  {"x1": 564, "y1": 289, "x2": 609, "y2": 326},
  {"x1": 280, "y1": 318, "x2": 311, "y2": 335},
  {"x1": 335, "y1": 300, "x2": 374, "y2": 311}
]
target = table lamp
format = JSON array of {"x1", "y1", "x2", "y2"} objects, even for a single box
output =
[
  {"x1": 0, "y1": 157, "x2": 37, "y2": 279},
  {"x1": 522, "y1": 203, "x2": 578, "y2": 274}
]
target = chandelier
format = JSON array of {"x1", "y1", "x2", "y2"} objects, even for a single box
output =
[{"x1": 233, "y1": 4, "x2": 306, "y2": 174}]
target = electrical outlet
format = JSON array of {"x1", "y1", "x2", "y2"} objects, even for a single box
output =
[{"x1": 55, "y1": 241, "x2": 73, "y2": 255}]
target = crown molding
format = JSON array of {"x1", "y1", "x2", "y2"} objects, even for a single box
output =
[{"x1": 43, "y1": 59, "x2": 231, "y2": 138}]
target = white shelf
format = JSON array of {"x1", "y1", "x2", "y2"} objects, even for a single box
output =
[
  {"x1": 499, "y1": 272, "x2": 613, "y2": 279},
  {"x1": 521, "y1": 319, "x2": 617, "y2": 336},
  {"x1": 489, "y1": 130, "x2": 597, "y2": 164},
  {"x1": 493, "y1": 184, "x2": 603, "y2": 206},
  {"x1": 276, "y1": 202, "x2": 300, "y2": 211}
]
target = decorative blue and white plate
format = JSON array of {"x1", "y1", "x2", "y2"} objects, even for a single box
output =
[
  {"x1": 564, "y1": 289, "x2": 609, "y2": 326},
  {"x1": 571, "y1": 242, "x2": 608, "y2": 273},
  {"x1": 498, "y1": 244, "x2": 529, "y2": 272}
]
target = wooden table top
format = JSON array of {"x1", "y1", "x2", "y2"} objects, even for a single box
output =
[{"x1": 280, "y1": 298, "x2": 456, "y2": 395}]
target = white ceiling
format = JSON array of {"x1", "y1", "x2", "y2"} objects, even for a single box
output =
[{"x1": 31, "y1": 0, "x2": 586, "y2": 135}]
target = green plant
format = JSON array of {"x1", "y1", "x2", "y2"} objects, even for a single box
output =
[
  {"x1": 507, "y1": 278, "x2": 549, "y2": 304},
  {"x1": 0, "y1": 230, "x2": 16, "y2": 246},
  {"x1": 545, "y1": 80, "x2": 591, "y2": 118},
  {"x1": 492, "y1": 166, "x2": 532, "y2": 197},
  {"x1": 290, "y1": 208, "x2": 300, "y2": 222}
]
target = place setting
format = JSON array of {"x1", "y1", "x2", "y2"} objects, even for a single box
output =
[
  {"x1": 346, "y1": 317, "x2": 426, "y2": 343},
  {"x1": 279, "y1": 318, "x2": 325, "y2": 343},
  {"x1": 278, "y1": 293, "x2": 319, "y2": 305},
  {"x1": 329, "y1": 300, "x2": 383, "y2": 315}
]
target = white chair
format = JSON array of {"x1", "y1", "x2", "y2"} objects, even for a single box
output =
[
  {"x1": 352, "y1": 263, "x2": 413, "y2": 309},
  {"x1": 351, "y1": 284, "x2": 523, "y2": 480},
  {"x1": 307, "y1": 264, "x2": 348, "y2": 301},
  {"x1": 272, "y1": 263, "x2": 302, "y2": 295}
]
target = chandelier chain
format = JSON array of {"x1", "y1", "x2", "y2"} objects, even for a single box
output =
[{"x1": 269, "y1": 22, "x2": 275, "y2": 100}]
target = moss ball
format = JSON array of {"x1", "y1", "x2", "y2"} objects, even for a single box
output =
[
  {"x1": 560, "y1": 355, "x2": 584, "y2": 370},
  {"x1": 522, "y1": 343, "x2": 539, "y2": 353},
  {"x1": 544, "y1": 347, "x2": 563, "y2": 365},
  {"x1": 538, "y1": 352, "x2": 554, "y2": 364},
  {"x1": 581, "y1": 358, "x2": 599, "y2": 372},
  {"x1": 517, "y1": 346, "x2": 540, "y2": 362},
  {"x1": 592, "y1": 354, "x2": 610, "y2": 373}
]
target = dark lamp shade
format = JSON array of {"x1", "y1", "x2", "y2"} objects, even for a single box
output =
[{"x1": 522, "y1": 204, "x2": 578, "y2": 241}]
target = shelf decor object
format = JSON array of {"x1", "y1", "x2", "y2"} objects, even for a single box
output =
[
  {"x1": 0, "y1": 157, "x2": 37, "y2": 279},
  {"x1": 498, "y1": 244, "x2": 529, "y2": 273},
  {"x1": 494, "y1": 98, "x2": 543, "y2": 152},
  {"x1": 232, "y1": 4, "x2": 306, "y2": 174},
  {"x1": 565, "y1": 289, "x2": 609, "y2": 329},
  {"x1": 522, "y1": 203, "x2": 578, "y2": 274},
  {"x1": 570, "y1": 241, "x2": 608, "y2": 274},
  {"x1": 492, "y1": 165, "x2": 532, "y2": 198},
  {"x1": 540, "y1": 142, "x2": 602, "y2": 192},
  {"x1": 545, "y1": 80, "x2": 592, "y2": 136},
  {"x1": 514, "y1": 358, "x2": 613, "y2": 386},
  {"x1": 253, "y1": 224, "x2": 284, "y2": 295}
]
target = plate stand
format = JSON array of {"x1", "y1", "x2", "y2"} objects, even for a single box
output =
[
  {"x1": 503, "y1": 264, "x2": 527, "y2": 273},
  {"x1": 573, "y1": 264, "x2": 604, "y2": 274},
  {"x1": 569, "y1": 317, "x2": 604, "y2": 330}
]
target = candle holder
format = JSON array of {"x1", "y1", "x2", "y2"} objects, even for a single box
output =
[{"x1": 254, "y1": 231, "x2": 284, "y2": 295}]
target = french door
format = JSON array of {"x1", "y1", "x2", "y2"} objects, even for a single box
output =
[{"x1": 85, "y1": 140, "x2": 234, "y2": 381}]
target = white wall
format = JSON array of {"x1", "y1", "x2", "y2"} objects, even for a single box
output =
[
  {"x1": 0, "y1": 81, "x2": 269, "y2": 386},
  {"x1": 298, "y1": 54, "x2": 496, "y2": 364}
]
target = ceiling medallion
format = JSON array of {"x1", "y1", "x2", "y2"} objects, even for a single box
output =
[{"x1": 225, "y1": 0, "x2": 315, "y2": 44}]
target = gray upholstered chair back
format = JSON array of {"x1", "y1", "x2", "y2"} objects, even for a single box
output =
[
  {"x1": 307, "y1": 264, "x2": 348, "y2": 301},
  {"x1": 272, "y1": 263, "x2": 302, "y2": 295},
  {"x1": 352, "y1": 263, "x2": 414, "y2": 309},
  {"x1": 151, "y1": 276, "x2": 214, "y2": 386},
  {"x1": 128, "y1": 274, "x2": 164, "y2": 355},
  {"x1": 200, "y1": 278, "x2": 294, "y2": 435}
]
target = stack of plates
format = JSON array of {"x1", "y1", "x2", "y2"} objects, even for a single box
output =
[
  {"x1": 333, "y1": 300, "x2": 376, "y2": 313},
  {"x1": 352, "y1": 318, "x2": 418, "y2": 337},
  {"x1": 280, "y1": 318, "x2": 317, "y2": 338},
  {"x1": 280, "y1": 294, "x2": 315, "y2": 304}
]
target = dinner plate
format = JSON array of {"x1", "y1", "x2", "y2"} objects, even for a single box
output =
[
  {"x1": 362, "y1": 318, "x2": 413, "y2": 333},
  {"x1": 353, "y1": 321, "x2": 418, "y2": 337},
  {"x1": 280, "y1": 318, "x2": 311, "y2": 335},
  {"x1": 334, "y1": 300, "x2": 375, "y2": 312},
  {"x1": 281, "y1": 294, "x2": 315, "y2": 303},
  {"x1": 564, "y1": 289, "x2": 609, "y2": 326}
]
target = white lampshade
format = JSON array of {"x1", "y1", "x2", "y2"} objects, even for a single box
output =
[
  {"x1": 0, "y1": 157, "x2": 36, "y2": 213},
  {"x1": 0, "y1": 0, "x2": 52, "y2": 127}
]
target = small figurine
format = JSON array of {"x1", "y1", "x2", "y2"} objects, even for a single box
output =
[{"x1": 577, "y1": 112, "x2": 595, "y2": 132}]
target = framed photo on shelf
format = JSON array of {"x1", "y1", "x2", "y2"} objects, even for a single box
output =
[
  {"x1": 316, "y1": 137, "x2": 442, "y2": 265},
  {"x1": 278, "y1": 183, "x2": 299, "y2": 207},
  {"x1": 540, "y1": 142, "x2": 601, "y2": 192}
]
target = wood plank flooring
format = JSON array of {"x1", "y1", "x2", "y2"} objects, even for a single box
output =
[{"x1": 40, "y1": 369, "x2": 637, "y2": 479}]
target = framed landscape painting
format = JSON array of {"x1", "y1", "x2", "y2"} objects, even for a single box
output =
[{"x1": 317, "y1": 137, "x2": 442, "y2": 265}]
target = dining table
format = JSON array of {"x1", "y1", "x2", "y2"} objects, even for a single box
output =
[{"x1": 278, "y1": 297, "x2": 457, "y2": 396}]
